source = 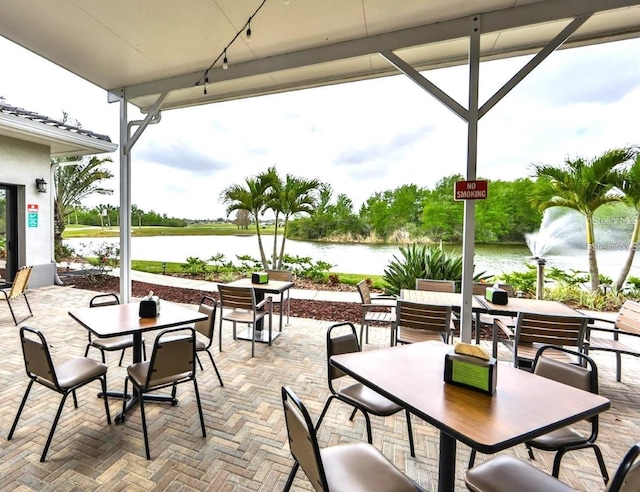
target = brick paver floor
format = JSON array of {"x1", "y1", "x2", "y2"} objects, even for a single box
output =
[{"x1": 1, "y1": 285, "x2": 639, "y2": 491}]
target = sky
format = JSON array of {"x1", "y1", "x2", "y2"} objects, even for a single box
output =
[{"x1": 2, "y1": 35, "x2": 640, "y2": 220}]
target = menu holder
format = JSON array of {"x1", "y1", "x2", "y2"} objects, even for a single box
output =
[{"x1": 444, "y1": 350, "x2": 497, "y2": 396}]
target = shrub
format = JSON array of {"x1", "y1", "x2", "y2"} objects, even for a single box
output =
[{"x1": 382, "y1": 243, "x2": 489, "y2": 296}]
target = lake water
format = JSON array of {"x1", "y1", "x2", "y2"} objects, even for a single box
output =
[{"x1": 64, "y1": 235, "x2": 638, "y2": 280}]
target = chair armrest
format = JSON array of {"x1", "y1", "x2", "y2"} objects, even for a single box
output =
[{"x1": 256, "y1": 298, "x2": 272, "y2": 311}]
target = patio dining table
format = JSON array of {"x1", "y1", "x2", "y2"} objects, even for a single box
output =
[
  {"x1": 330, "y1": 341, "x2": 610, "y2": 492},
  {"x1": 69, "y1": 301, "x2": 207, "y2": 423}
]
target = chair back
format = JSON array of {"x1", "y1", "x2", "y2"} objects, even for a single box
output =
[
  {"x1": 415, "y1": 278, "x2": 456, "y2": 293},
  {"x1": 396, "y1": 300, "x2": 452, "y2": 343},
  {"x1": 533, "y1": 345, "x2": 599, "y2": 428},
  {"x1": 218, "y1": 284, "x2": 256, "y2": 311},
  {"x1": 326, "y1": 322, "x2": 360, "y2": 382},
  {"x1": 9, "y1": 266, "x2": 32, "y2": 300},
  {"x1": 89, "y1": 293, "x2": 120, "y2": 308},
  {"x1": 281, "y1": 386, "x2": 328, "y2": 491},
  {"x1": 607, "y1": 442, "x2": 640, "y2": 492},
  {"x1": 194, "y1": 296, "x2": 216, "y2": 340},
  {"x1": 356, "y1": 279, "x2": 372, "y2": 304},
  {"x1": 144, "y1": 327, "x2": 196, "y2": 389},
  {"x1": 615, "y1": 300, "x2": 640, "y2": 335},
  {"x1": 19, "y1": 326, "x2": 60, "y2": 389},
  {"x1": 266, "y1": 269, "x2": 292, "y2": 282},
  {"x1": 515, "y1": 312, "x2": 587, "y2": 351}
]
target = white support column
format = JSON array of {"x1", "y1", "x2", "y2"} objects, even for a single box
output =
[
  {"x1": 118, "y1": 90, "x2": 132, "y2": 302},
  {"x1": 460, "y1": 16, "x2": 481, "y2": 344}
]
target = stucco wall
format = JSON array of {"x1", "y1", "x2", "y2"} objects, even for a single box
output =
[{"x1": 0, "y1": 135, "x2": 55, "y2": 287}]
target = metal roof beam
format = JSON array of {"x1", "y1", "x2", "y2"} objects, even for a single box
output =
[{"x1": 111, "y1": 0, "x2": 640, "y2": 101}]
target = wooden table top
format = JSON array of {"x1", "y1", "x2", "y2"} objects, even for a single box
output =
[
  {"x1": 331, "y1": 342, "x2": 610, "y2": 454},
  {"x1": 401, "y1": 289, "x2": 484, "y2": 310},
  {"x1": 225, "y1": 277, "x2": 294, "y2": 294},
  {"x1": 69, "y1": 301, "x2": 207, "y2": 338},
  {"x1": 477, "y1": 296, "x2": 582, "y2": 317}
]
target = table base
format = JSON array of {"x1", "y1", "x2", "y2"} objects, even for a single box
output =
[
  {"x1": 236, "y1": 328, "x2": 281, "y2": 343},
  {"x1": 98, "y1": 391, "x2": 178, "y2": 424}
]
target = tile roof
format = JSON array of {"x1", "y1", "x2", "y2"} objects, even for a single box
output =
[{"x1": 0, "y1": 102, "x2": 112, "y2": 143}]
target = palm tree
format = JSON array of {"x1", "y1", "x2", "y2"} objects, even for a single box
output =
[
  {"x1": 220, "y1": 175, "x2": 272, "y2": 268},
  {"x1": 274, "y1": 174, "x2": 320, "y2": 269},
  {"x1": 531, "y1": 148, "x2": 634, "y2": 291},
  {"x1": 52, "y1": 155, "x2": 114, "y2": 248},
  {"x1": 614, "y1": 150, "x2": 640, "y2": 290}
]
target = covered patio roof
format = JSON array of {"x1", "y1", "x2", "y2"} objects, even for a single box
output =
[
  {"x1": 0, "y1": 0, "x2": 639, "y2": 113},
  {"x1": 2, "y1": 0, "x2": 639, "y2": 339}
]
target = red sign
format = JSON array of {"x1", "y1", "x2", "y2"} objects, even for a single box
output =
[
  {"x1": 27, "y1": 204, "x2": 39, "y2": 212},
  {"x1": 454, "y1": 180, "x2": 488, "y2": 200}
]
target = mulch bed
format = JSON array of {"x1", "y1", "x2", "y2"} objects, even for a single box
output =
[{"x1": 60, "y1": 273, "x2": 363, "y2": 324}]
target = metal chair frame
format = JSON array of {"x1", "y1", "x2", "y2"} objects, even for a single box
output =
[{"x1": 8, "y1": 326, "x2": 111, "y2": 462}]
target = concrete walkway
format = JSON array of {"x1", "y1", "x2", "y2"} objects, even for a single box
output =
[{"x1": 111, "y1": 267, "x2": 362, "y2": 303}]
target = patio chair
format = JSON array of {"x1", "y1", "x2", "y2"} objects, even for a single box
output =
[
  {"x1": 492, "y1": 311, "x2": 588, "y2": 370},
  {"x1": 84, "y1": 293, "x2": 146, "y2": 366},
  {"x1": 583, "y1": 300, "x2": 640, "y2": 382},
  {"x1": 415, "y1": 278, "x2": 456, "y2": 292},
  {"x1": 315, "y1": 322, "x2": 415, "y2": 457},
  {"x1": 191, "y1": 296, "x2": 223, "y2": 387},
  {"x1": 465, "y1": 442, "x2": 640, "y2": 492},
  {"x1": 122, "y1": 326, "x2": 206, "y2": 460},
  {"x1": 266, "y1": 269, "x2": 292, "y2": 326},
  {"x1": 218, "y1": 284, "x2": 272, "y2": 358},
  {"x1": 395, "y1": 299, "x2": 454, "y2": 345},
  {"x1": 468, "y1": 345, "x2": 609, "y2": 483},
  {"x1": 1, "y1": 265, "x2": 33, "y2": 325},
  {"x1": 356, "y1": 279, "x2": 396, "y2": 346},
  {"x1": 282, "y1": 386, "x2": 425, "y2": 492},
  {"x1": 9, "y1": 326, "x2": 111, "y2": 462}
]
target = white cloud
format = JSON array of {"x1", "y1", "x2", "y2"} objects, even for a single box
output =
[{"x1": 2, "y1": 36, "x2": 640, "y2": 219}]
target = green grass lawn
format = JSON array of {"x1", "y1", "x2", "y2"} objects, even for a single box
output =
[{"x1": 63, "y1": 224, "x2": 275, "y2": 238}]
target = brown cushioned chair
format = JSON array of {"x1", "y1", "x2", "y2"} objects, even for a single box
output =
[
  {"x1": 9, "y1": 326, "x2": 111, "y2": 462},
  {"x1": 356, "y1": 279, "x2": 396, "y2": 346},
  {"x1": 192, "y1": 295, "x2": 223, "y2": 387},
  {"x1": 218, "y1": 284, "x2": 272, "y2": 358},
  {"x1": 314, "y1": 322, "x2": 415, "y2": 458},
  {"x1": 468, "y1": 345, "x2": 608, "y2": 482},
  {"x1": 525, "y1": 345, "x2": 609, "y2": 483},
  {"x1": 282, "y1": 385, "x2": 425, "y2": 492},
  {"x1": 122, "y1": 326, "x2": 206, "y2": 460},
  {"x1": 1, "y1": 265, "x2": 33, "y2": 325},
  {"x1": 395, "y1": 299, "x2": 454, "y2": 345},
  {"x1": 84, "y1": 293, "x2": 146, "y2": 366},
  {"x1": 465, "y1": 441, "x2": 640, "y2": 492}
]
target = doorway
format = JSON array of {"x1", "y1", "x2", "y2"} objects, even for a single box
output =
[{"x1": 0, "y1": 184, "x2": 18, "y2": 283}]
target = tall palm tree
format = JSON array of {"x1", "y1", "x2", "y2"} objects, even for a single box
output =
[
  {"x1": 52, "y1": 155, "x2": 114, "y2": 248},
  {"x1": 531, "y1": 148, "x2": 634, "y2": 291},
  {"x1": 220, "y1": 175, "x2": 272, "y2": 268},
  {"x1": 275, "y1": 174, "x2": 320, "y2": 269},
  {"x1": 614, "y1": 150, "x2": 640, "y2": 290}
]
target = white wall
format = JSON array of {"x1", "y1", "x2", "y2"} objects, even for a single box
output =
[{"x1": 0, "y1": 135, "x2": 54, "y2": 287}]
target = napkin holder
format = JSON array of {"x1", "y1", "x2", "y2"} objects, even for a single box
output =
[
  {"x1": 485, "y1": 287, "x2": 508, "y2": 305},
  {"x1": 139, "y1": 294, "x2": 160, "y2": 318},
  {"x1": 444, "y1": 351, "x2": 497, "y2": 395},
  {"x1": 252, "y1": 271, "x2": 269, "y2": 284}
]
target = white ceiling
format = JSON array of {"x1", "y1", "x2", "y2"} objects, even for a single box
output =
[{"x1": 1, "y1": 0, "x2": 640, "y2": 112}]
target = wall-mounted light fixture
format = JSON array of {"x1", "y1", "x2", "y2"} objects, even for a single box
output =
[{"x1": 35, "y1": 178, "x2": 47, "y2": 193}]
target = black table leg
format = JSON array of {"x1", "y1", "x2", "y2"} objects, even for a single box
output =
[{"x1": 438, "y1": 432, "x2": 457, "y2": 492}]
